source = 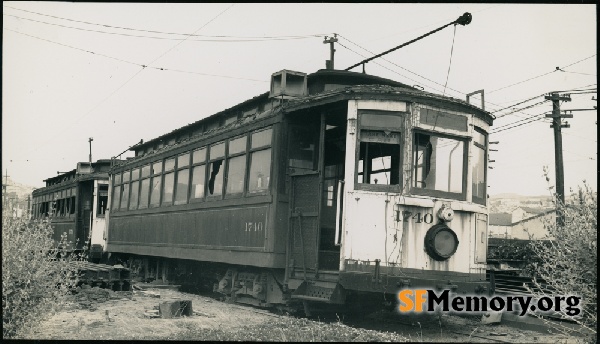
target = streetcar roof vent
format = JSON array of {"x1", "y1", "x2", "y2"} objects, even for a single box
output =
[{"x1": 269, "y1": 70, "x2": 307, "y2": 99}]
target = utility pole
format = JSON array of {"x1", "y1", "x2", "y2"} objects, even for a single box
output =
[
  {"x1": 2, "y1": 169, "x2": 9, "y2": 207},
  {"x1": 323, "y1": 34, "x2": 338, "y2": 70},
  {"x1": 89, "y1": 137, "x2": 94, "y2": 164},
  {"x1": 545, "y1": 92, "x2": 572, "y2": 227}
]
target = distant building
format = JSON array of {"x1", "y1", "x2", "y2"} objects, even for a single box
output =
[
  {"x1": 511, "y1": 210, "x2": 555, "y2": 240},
  {"x1": 489, "y1": 208, "x2": 555, "y2": 239}
]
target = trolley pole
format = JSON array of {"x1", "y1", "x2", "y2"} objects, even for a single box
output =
[
  {"x1": 89, "y1": 137, "x2": 94, "y2": 164},
  {"x1": 544, "y1": 92, "x2": 571, "y2": 227}
]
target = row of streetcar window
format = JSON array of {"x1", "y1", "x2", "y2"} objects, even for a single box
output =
[
  {"x1": 111, "y1": 127, "x2": 272, "y2": 212},
  {"x1": 32, "y1": 187, "x2": 76, "y2": 218},
  {"x1": 356, "y1": 111, "x2": 487, "y2": 204}
]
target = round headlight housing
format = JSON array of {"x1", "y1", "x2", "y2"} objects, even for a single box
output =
[{"x1": 424, "y1": 224, "x2": 459, "y2": 261}]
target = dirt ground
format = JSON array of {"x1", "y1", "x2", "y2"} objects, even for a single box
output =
[{"x1": 23, "y1": 286, "x2": 584, "y2": 342}]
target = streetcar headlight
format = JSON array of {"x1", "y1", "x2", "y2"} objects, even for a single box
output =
[{"x1": 424, "y1": 224, "x2": 459, "y2": 261}]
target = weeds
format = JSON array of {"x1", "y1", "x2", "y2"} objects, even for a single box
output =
[
  {"x1": 526, "y1": 179, "x2": 597, "y2": 342},
  {"x1": 2, "y1": 209, "x2": 84, "y2": 338}
]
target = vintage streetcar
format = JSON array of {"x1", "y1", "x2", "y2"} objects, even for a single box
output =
[
  {"x1": 97, "y1": 68, "x2": 494, "y2": 312},
  {"x1": 31, "y1": 160, "x2": 117, "y2": 261}
]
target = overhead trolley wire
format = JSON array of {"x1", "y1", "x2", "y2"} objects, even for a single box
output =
[
  {"x1": 3, "y1": 13, "x2": 322, "y2": 42},
  {"x1": 13, "y1": 4, "x2": 238, "y2": 158},
  {"x1": 3, "y1": 27, "x2": 266, "y2": 82},
  {"x1": 488, "y1": 54, "x2": 597, "y2": 94}
]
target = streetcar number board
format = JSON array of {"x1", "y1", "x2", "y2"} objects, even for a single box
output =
[{"x1": 395, "y1": 211, "x2": 434, "y2": 224}]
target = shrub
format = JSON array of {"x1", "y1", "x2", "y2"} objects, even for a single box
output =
[
  {"x1": 2, "y1": 209, "x2": 82, "y2": 338},
  {"x1": 526, "y1": 182, "x2": 597, "y2": 341}
]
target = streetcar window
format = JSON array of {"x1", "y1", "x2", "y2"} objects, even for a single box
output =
[
  {"x1": 97, "y1": 185, "x2": 108, "y2": 216},
  {"x1": 210, "y1": 142, "x2": 225, "y2": 159},
  {"x1": 251, "y1": 128, "x2": 272, "y2": 149},
  {"x1": 149, "y1": 176, "x2": 161, "y2": 207},
  {"x1": 119, "y1": 183, "x2": 130, "y2": 210},
  {"x1": 225, "y1": 136, "x2": 247, "y2": 196},
  {"x1": 472, "y1": 128, "x2": 487, "y2": 205},
  {"x1": 152, "y1": 161, "x2": 163, "y2": 175},
  {"x1": 191, "y1": 165, "x2": 206, "y2": 199},
  {"x1": 226, "y1": 155, "x2": 246, "y2": 194},
  {"x1": 174, "y1": 168, "x2": 190, "y2": 205},
  {"x1": 164, "y1": 157, "x2": 175, "y2": 172},
  {"x1": 123, "y1": 170, "x2": 131, "y2": 183},
  {"x1": 229, "y1": 136, "x2": 247, "y2": 155},
  {"x1": 356, "y1": 111, "x2": 404, "y2": 189},
  {"x1": 413, "y1": 132, "x2": 465, "y2": 196},
  {"x1": 177, "y1": 152, "x2": 190, "y2": 168},
  {"x1": 141, "y1": 164, "x2": 151, "y2": 178},
  {"x1": 288, "y1": 122, "x2": 319, "y2": 172},
  {"x1": 249, "y1": 148, "x2": 271, "y2": 193},
  {"x1": 138, "y1": 178, "x2": 150, "y2": 209},
  {"x1": 162, "y1": 172, "x2": 175, "y2": 205},
  {"x1": 358, "y1": 141, "x2": 401, "y2": 185},
  {"x1": 111, "y1": 178, "x2": 120, "y2": 211},
  {"x1": 193, "y1": 148, "x2": 206, "y2": 164},
  {"x1": 129, "y1": 181, "x2": 140, "y2": 210}
]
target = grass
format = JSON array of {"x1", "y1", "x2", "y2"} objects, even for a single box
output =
[{"x1": 172, "y1": 316, "x2": 410, "y2": 342}]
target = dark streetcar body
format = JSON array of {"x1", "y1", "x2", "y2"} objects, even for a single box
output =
[
  {"x1": 105, "y1": 69, "x2": 494, "y2": 310},
  {"x1": 31, "y1": 160, "x2": 114, "y2": 260}
]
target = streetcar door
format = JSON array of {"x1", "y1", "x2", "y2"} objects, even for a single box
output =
[
  {"x1": 288, "y1": 113, "x2": 322, "y2": 275},
  {"x1": 288, "y1": 111, "x2": 347, "y2": 274}
]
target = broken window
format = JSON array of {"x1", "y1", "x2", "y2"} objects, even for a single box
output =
[
  {"x1": 208, "y1": 142, "x2": 225, "y2": 197},
  {"x1": 358, "y1": 138, "x2": 401, "y2": 185},
  {"x1": 472, "y1": 128, "x2": 487, "y2": 205},
  {"x1": 356, "y1": 111, "x2": 404, "y2": 189},
  {"x1": 413, "y1": 132, "x2": 465, "y2": 197}
]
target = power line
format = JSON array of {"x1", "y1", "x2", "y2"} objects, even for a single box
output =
[
  {"x1": 13, "y1": 4, "x2": 238, "y2": 158},
  {"x1": 3, "y1": 5, "x2": 326, "y2": 40},
  {"x1": 4, "y1": 27, "x2": 266, "y2": 82},
  {"x1": 488, "y1": 54, "x2": 597, "y2": 94},
  {"x1": 3, "y1": 13, "x2": 322, "y2": 42},
  {"x1": 494, "y1": 100, "x2": 549, "y2": 119}
]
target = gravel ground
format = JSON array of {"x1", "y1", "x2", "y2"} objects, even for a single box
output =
[{"x1": 21, "y1": 286, "x2": 585, "y2": 342}]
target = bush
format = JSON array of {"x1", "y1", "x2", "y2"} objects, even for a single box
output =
[
  {"x1": 526, "y1": 182, "x2": 597, "y2": 341},
  {"x1": 2, "y1": 209, "x2": 82, "y2": 338}
]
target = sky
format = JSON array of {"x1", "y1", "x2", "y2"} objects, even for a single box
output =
[{"x1": 2, "y1": 3, "x2": 597, "y2": 197}]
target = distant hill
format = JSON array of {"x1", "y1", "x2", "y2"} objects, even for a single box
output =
[
  {"x1": 3, "y1": 177, "x2": 36, "y2": 210},
  {"x1": 490, "y1": 193, "x2": 552, "y2": 200}
]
